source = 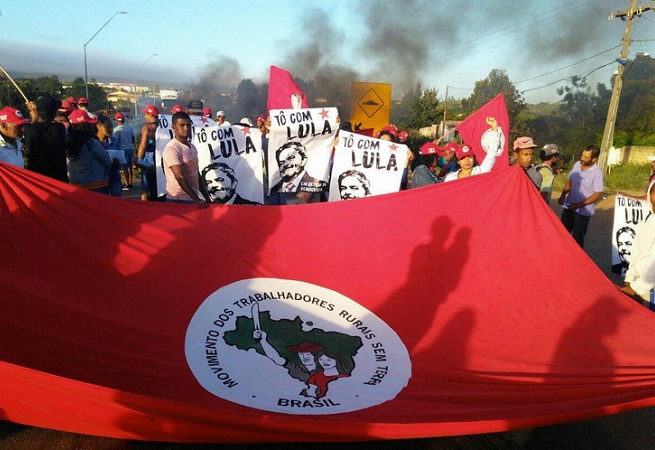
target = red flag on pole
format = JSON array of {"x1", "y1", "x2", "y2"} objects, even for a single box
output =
[
  {"x1": 267, "y1": 65, "x2": 309, "y2": 113},
  {"x1": 2, "y1": 163, "x2": 655, "y2": 443},
  {"x1": 456, "y1": 93, "x2": 510, "y2": 171}
]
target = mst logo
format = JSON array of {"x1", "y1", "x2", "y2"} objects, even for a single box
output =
[{"x1": 185, "y1": 278, "x2": 411, "y2": 415}]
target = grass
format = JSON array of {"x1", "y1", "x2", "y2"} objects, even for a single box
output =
[{"x1": 553, "y1": 162, "x2": 651, "y2": 194}]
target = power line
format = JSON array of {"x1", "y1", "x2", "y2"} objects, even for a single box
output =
[{"x1": 515, "y1": 46, "x2": 621, "y2": 84}]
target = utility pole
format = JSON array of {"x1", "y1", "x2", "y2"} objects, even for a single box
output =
[{"x1": 598, "y1": 0, "x2": 653, "y2": 173}]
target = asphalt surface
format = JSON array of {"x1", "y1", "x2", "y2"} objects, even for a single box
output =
[{"x1": 2, "y1": 192, "x2": 654, "y2": 449}]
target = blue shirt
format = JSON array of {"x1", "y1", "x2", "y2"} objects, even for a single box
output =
[{"x1": 566, "y1": 161, "x2": 604, "y2": 216}]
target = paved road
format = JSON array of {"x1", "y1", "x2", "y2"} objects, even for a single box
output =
[{"x1": 2, "y1": 192, "x2": 654, "y2": 449}]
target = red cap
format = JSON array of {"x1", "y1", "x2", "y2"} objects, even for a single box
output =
[
  {"x1": 0, "y1": 107, "x2": 28, "y2": 125},
  {"x1": 203, "y1": 107, "x2": 212, "y2": 117},
  {"x1": 397, "y1": 131, "x2": 410, "y2": 142},
  {"x1": 68, "y1": 109, "x2": 98, "y2": 125},
  {"x1": 115, "y1": 112, "x2": 125, "y2": 121},
  {"x1": 256, "y1": 115, "x2": 265, "y2": 123},
  {"x1": 419, "y1": 142, "x2": 439, "y2": 155},
  {"x1": 455, "y1": 144, "x2": 474, "y2": 160},
  {"x1": 381, "y1": 125, "x2": 398, "y2": 136},
  {"x1": 170, "y1": 105, "x2": 184, "y2": 114},
  {"x1": 142, "y1": 104, "x2": 160, "y2": 116},
  {"x1": 58, "y1": 100, "x2": 74, "y2": 114},
  {"x1": 438, "y1": 142, "x2": 458, "y2": 157},
  {"x1": 66, "y1": 96, "x2": 77, "y2": 105},
  {"x1": 77, "y1": 97, "x2": 89, "y2": 106}
]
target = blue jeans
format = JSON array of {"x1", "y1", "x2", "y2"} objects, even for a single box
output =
[{"x1": 561, "y1": 208, "x2": 591, "y2": 248}]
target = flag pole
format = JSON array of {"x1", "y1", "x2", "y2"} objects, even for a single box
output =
[{"x1": 0, "y1": 64, "x2": 29, "y2": 103}]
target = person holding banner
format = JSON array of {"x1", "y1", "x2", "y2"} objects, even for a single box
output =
[
  {"x1": 0, "y1": 107, "x2": 27, "y2": 168},
  {"x1": 161, "y1": 111, "x2": 207, "y2": 208},
  {"x1": 444, "y1": 117, "x2": 501, "y2": 182},
  {"x1": 512, "y1": 137, "x2": 542, "y2": 190},
  {"x1": 620, "y1": 180, "x2": 655, "y2": 310},
  {"x1": 411, "y1": 142, "x2": 441, "y2": 188}
]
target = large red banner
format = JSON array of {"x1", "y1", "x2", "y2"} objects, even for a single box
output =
[
  {"x1": 456, "y1": 93, "x2": 510, "y2": 170},
  {"x1": 2, "y1": 163, "x2": 655, "y2": 443}
]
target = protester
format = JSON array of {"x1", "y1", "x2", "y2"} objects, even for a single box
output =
[
  {"x1": 112, "y1": 112, "x2": 135, "y2": 190},
  {"x1": 444, "y1": 117, "x2": 501, "y2": 182},
  {"x1": 411, "y1": 142, "x2": 441, "y2": 188},
  {"x1": 96, "y1": 115, "x2": 122, "y2": 197},
  {"x1": 135, "y1": 104, "x2": 159, "y2": 201},
  {"x1": 256, "y1": 115, "x2": 267, "y2": 138},
  {"x1": 203, "y1": 107, "x2": 212, "y2": 119},
  {"x1": 215, "y1": 111, "x2": 230, "y2": 126},
  {"x1": 377, "y1": 129, "x2": 396, "y2": 142},
  {"x1": 66, "y1": 109, "x2": 112, "y2": 194},
  {"x1": 187, "y1": 100, "x2": 204, "y2": 116},
  {"x1": 619, "y1": 179, "x2": 655, "y2": 309},
  {"x1": 24, "y1": 94, "x2": 68, "y2": 182},
  {"x1": 66, "y1": 96, "x2": 78, "y2": 109},
  {"x1": 536, "y1": 143, "x2": 561, "y2": 204},
  {"x1": 436, "y1": 142, "x2": 459, "y2": 178},
  {"x1": 511, "y1": 136, "x2": 542, "y2": 190},
  {"x1": 161, "y1": 111, "x2": 207, "y2": 208},
  {"x1": 0, "y1": 106, "x2": 28, "y2": 168},
  {"x1": 55, "y1": 100, "x2": 74, "y2": 130},
  {"x1": 77, "y1": 97, "x2": 89, "y2": 112},
  {"x1": 558, "y1": 145, "x2": 604, "y2": 248}
]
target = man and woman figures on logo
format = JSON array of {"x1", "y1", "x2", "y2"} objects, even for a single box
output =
[{"x1": 253, "y1": 329, "x2": 351, "y2": 399}]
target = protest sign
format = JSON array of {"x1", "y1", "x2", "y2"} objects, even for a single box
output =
[
  {"x1": 155, "y1": 115, "x2": 264, "y2": 204},
  {"x1": 328, "y1": 130, "x2": 408, "y2": 201},
  {"x1": 267, "y1": 107, "x2": 338, "y2": 195},
  {"x1": 612, "y1": 195, "x2": 652, "y2": 276}
]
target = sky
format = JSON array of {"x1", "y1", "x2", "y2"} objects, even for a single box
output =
[{"x1": 1, "y1": 0, "x2": 654, "y2": 105}]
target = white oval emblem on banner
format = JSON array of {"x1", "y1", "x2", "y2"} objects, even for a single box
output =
[{"x1": 185, "y1": 278, "x2": 411, "y2": 415}]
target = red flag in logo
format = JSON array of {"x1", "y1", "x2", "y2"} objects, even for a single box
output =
[
  {"x1": 267, "y1": 65, "x2": 309, "y2": 113},
  {"x1": 456, "y1": 93, "x2": 510, "y2": 171}
]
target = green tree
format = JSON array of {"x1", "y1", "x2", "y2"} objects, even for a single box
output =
[
  {"x1": 391, "y1": 82, "x2": 422, "y2": 128},
  {"x1": 64, "y1": 77, "x2": 109, "y2": 112},
  {"x1": 406, "y1": 87, "x2": 440, "y2": 129},
  {"x1": 461, "y1": 69, "x2": 526, "y2": 136}
]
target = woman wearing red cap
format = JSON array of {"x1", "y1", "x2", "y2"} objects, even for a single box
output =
[
  {"x1": 443, "y1": 117, "x2": 501, "y2": 182},
  {"x1": 66, "y1": 109, "x2": 113, "y2": 194}
]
